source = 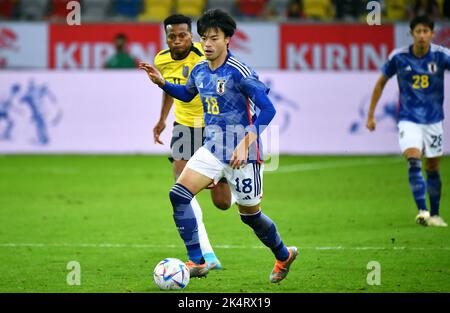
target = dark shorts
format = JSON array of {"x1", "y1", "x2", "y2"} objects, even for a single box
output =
[
  {"x1": 169, "y1": 122, "x2": 205, "y2": 162},
  {"x1": 168, "y1": 122, "x2": 227, "y2": 185}
]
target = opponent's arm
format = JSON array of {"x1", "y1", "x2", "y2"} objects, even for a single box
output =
[
  {"x1": 366, "y1": 75, "x2": 388, "y2": 132},
  {"x1": 139, "y1": 62, "x2": 198, "y2": 102},
  {"x1": 153, "y1": 92, "x2": 173, "y2": 145}
]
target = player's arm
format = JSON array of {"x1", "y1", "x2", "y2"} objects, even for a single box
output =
[
  {"x1": 139, "y1": 62, "x2": 197, "y2": 102},
  {"x1": 366, "y1": 75, "x2": 388, "y2": 131},
  {"x1": 230, "y1": 78, "x2": 276, "y2": 169},
  {"x1": 153, "y1": 92, "x2": 173, "y2": 145},
  {"x1": 367, "y1": 50, "x2": 397, "y2": 131}
]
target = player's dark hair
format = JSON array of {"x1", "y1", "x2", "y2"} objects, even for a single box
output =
[
  {"x1": 164, "y1": 14, "x2": 192, "y2": 32},
  {"x1": 410, "y1": 15, "x2": 434, "y2": 31},
  {"x1": 197, "y1": 9, "x2": 236, "y2": 38}
]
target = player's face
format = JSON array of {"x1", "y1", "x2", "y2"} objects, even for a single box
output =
[
  {"x1": 200, "y1": 28, "x2": 230, "y2": 62},
  {"x1": 411, "y1": 24, "x2": 434, "y2": 50},
  {"x1": 165, "y1": 24, "x2": 193, "y2": 58}
]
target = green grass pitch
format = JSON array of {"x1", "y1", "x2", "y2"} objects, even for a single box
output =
[{"x1": 0, "y1": 155, "x2": 449, "y2": 292}]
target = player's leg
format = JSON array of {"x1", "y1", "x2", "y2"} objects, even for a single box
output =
[
  {"x1": 227, "y1": 163, "x2": 297, "y2": 283},
  {"x1": 173, "y1": 159, "x2": 223, "y2": 268},
  {"x1": 425, "y1": 158, "x2": 443, "y2": 217},
  {"x1": 423, "y1": 122, "x2": 447, "y2": 227},
  {"x1": 399, "y1": 121, "x2": 428, "y2": 224},
  {"x1": 425, "y1": 158, "x2": 447, "y2": 227},
  {"x1": 169, "y1": 167, "x2": 212, "y2": 276},
  {"x1": 171, "y1": 124, "x2": 223, "y2": 270},
  {"x1": 210, "y1": 178, "x2": 235, "y2": 210},
  {"x1": 172, "y1": 159, "x2": 220, "y2": 266},
  {"x1": 169, "y1": 147, "x2": 225, "y2": 276}
]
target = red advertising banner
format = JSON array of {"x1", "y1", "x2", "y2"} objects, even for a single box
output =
[
  {"x1": 280, "y1": 24, "x2": 394, "y2": 70},
  {"x1": 49, "y1": 24, "x2": 161, "y2": 69}
]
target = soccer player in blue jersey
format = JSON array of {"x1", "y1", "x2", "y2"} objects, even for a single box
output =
[
  {"x1": 140, "y1": 9, "x2": 298, "y2": 282},
  {"x1": 366, "y1": 15, "x2": 450, "y2": 227},
  {"x1": 153, "y1": 14, "x2": 236, "y2": 270}
]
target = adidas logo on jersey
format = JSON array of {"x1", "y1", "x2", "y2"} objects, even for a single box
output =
[
  {"x1": 405, "y1": 65, "x2": 412, "y2": 71},
  {"x1": 242, "y1": 195, "x2": 252, "y2": 200},
  {"x1": 198, "y1": 82, "x2": 203, "y2": 88}
]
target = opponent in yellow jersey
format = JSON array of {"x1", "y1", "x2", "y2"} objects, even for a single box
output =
[
  {"x1": 154, "y1": 41, "x2": 205, "y2": 128},
  {"x1": 148, "y1": 14, "x2": 234, "y2": 271}
]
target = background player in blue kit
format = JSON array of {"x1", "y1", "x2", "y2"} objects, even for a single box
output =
[
  {"x1": 366, "y1": 15, "x2": 450, "y2": 227},
  {"x1": 140, "y1": 9, "x2": 298, "y2": 283}
]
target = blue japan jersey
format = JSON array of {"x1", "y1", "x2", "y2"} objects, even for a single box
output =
[
  {"x1": 382, "y1": 44, "x2": 450, "y2": 124},
  {"x1": 183, "y1": 51, "x2": 273, "y2": 163}
]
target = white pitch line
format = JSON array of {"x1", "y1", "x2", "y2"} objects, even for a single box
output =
[
  {"x1": 268, "y1": 157, "x2": 402, "y2": 174},
  {"x1": 0, "y1": 243, "x2": 449, "y2": 251}
]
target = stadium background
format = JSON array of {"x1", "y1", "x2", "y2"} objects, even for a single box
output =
[{"x1": 0, "y1": 0, "x2": 449, "y2": 293}]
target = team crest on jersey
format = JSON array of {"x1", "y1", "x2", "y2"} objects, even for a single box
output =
[
  {"x1": 182, "y1": 66, "x2": 190, "y2": 78},
  {"x1": 428, "y1": 62, "x2": 438, "y2": 74},
  {"x1": 217, "y1": 79, "x2": 226, "y2": 95}
]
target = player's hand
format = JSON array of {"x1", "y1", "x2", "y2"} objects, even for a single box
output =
[
  {"x1": 139, "y1": 62, "x2": 165, "y2": 87},
  {"x1": 366, "y1": 116, "x2": 376, "y2": 131},
  {"x1": 230, "y1": 142, "x2": 249, "y2": 169},
  {"x1": 153, "y1": 120, "x2": 166, "y2": 145},
  {"x1": 230, "y1": 132, "x2": 257, "y2": 169}
]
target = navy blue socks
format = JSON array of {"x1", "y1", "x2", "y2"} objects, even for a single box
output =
[
  {"x1": 426, "y1": 170, "x2": 442, "y2": 217},
  {"x1": 240, "y1": 210, "x2": 289, "y2": 261},
  {"x1": 407, "y1": 158, "x2": 427, "y2": 211},
  {"x1": 169, "y1": 183, "x2": 203, "y2": 264}
]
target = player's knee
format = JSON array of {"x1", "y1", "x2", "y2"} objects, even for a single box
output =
[
  {"x1": 211, "y1": 180, "x2": 232, "y2": 210},
  {"x1": 404, "y1": 148, "x2": 421, "y2": 160},
  {"x1": 214, "y1": 201, "x2": 231, "y2": 211},
  {"x1": 213, "y1": 198, "x2": 231, "y2": 210}
]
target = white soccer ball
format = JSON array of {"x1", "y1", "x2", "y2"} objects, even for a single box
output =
[{"x1": 153, "y1": 258, "x2": 190, "y2": 290}]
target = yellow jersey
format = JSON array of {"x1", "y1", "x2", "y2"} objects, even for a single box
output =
[{"x1": 154, "y1": 42, "x2": 205, "y2": 127}]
